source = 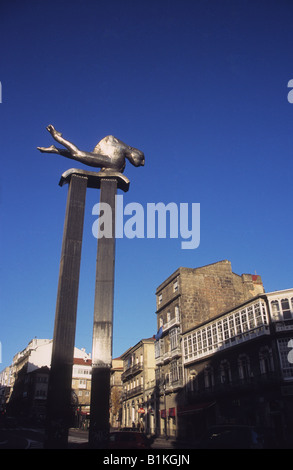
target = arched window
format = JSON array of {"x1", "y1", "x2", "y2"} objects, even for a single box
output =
[
  {"x1": 238, "y1": 354, "x2": 251, "y2": 381},
  {"x1": 220, "y1": 360, "x2": 231, "y2": 384},
  {"x1": 281, "y1": 298, "x2": 291, "y2": 320},
  {"x1": 271, "y1": 300, "x2": 280, "y2": 320},
  {"x1": 259, "y1": 347, "x2": 274, "y2": 375},
  {"x1": 204, "y1": 366, "x2": 214, "y2": 389}
]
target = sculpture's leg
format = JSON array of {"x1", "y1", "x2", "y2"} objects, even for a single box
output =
[{"x1": 47, "y1": 124, "x2": 83, "y2": 156}]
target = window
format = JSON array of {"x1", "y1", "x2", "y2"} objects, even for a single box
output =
[
  {"x1": 254, "y1": 304, "x2": 263, "y2": 325},
  {"x1": 207, "y1": 326, "x2": 212, "y2": 350},
  {"x1": 173, "y1": 280, "x2": 178, "y2": 292},
  {"x1": 229, "y1": 316, "x2": 235, "y2": 337},
  {"x1": 202, "y1": 329, "x2": 207, "y2": 352},
  {"x1": 281, "y1": 299, "x2": 292, "y2": 320},
  {"x1": 155, "y1": 341, "x2": 161, "y2": 358},
  {"x1": 155, "y1": 338, "x2": 164, "y2": 359},
  {"x1": 183, "y1": 301, "x2": 269, "y2": 362},
  {"x1": 241, "y1": 310, "x2": 248, "y2": 332},
  {"x1": 259, "y1": 347, "x2": 273, "y2": 375},
  {"x1": 277, "y1": 339, "x2": 293, "y2": 379},
  {"x1": 271, "y1": 298, "x2": 292, "y2": 321},
  {"x1": 238, "y1": 354, "x2": 250, "y2": 380},
  {"x1": 271, "y1": 300, "x2": 280, "y2": 320},
  {"x1": 158, "y1": 294, "x2": 162, "y2": 304},
  {"x1": 220, "y1": 360, "x2": 231, "y2": 384},
  {"x1": 204, "y1": 367, "x2": 214, "y2": 389},
  {"x1": 170, "y1": 360, "x2": 182, "y2": 383},
  {"x1": 235, "y1": 313, "x2": 241, "y2": 335},
  {"x1": 223, "y1": 319, "x2": 229, "y2": 340},
  {"x1": 170, "y1": 327, "x2": 179, "y2": 350}
]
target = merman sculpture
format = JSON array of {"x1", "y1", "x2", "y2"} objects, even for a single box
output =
[{"x1": 37, "y1": 124, "x2": 145, "y2": 173}]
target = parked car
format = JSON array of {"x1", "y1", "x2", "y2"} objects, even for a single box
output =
[
  {"x1": 108, "y1": 431, "x2": 151, "y2": 449},
  {"x1": 122, "y1": 426, "x2": 139, "y2": 432},
  {"x1": 197, "y1": 425, "x2": 268, "y2": 449}
]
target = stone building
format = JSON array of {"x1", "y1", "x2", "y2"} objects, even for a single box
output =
[
  {"x1": 120, "y1": 338, "x2": 155, "y2": 433},
  {"x1": 154, "y1": 260, "x2": 265, "y2": 437},
  {"x1": 180, "y1": 288, "x2": 293, "y2": 446},
  {"x1": 1, "y1": 339, "x2": 92, "y2": 424},
  {"x1": 109, "y1": 357, "x2": 123, "y2": 428},
  {"x1": 72, "y1": 357, "x2": 92, "y2": 427}
]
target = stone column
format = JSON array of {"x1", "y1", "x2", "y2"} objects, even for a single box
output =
[
  {"x1": 45, "y1": 173, "x2": 88, "y2": 449},
  {"x1": 89, "y1": 178, "x2": 117, "y2": 448},
  {"x1": 44, "y1": 166, "x2": 129, "y2": 449}
]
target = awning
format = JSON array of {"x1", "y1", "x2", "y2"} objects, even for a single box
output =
[
  {"x1": 177, "y1": 401, "x2": 216, "y2": 415},
  {"x1": 169, "y1": 407, "x2": 176, "y2": 417}
]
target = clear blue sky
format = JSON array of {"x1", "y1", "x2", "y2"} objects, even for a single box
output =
[{"x1": 1, "y1": 0, "x2": 293, "y2": 369}]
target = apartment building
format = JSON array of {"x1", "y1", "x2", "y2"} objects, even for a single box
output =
[
  {"x1": 1, "y1": 339, "x2": 91, "y2": 423},
  {"x1": 120, "y1": 338, "x2": 155, "y2": 433},
  {"x1": 109, "y1": 357, "x2": 123, "y2": 428},
  {"x1": 72, "y1": 357, "x2": 92, "y2": 427},
  {"x1": 180, "y1": 289, "x2": 293, "y2": 446},
  {"x1": 154, "y1": 260, "x2": 265, "y2": 437}
]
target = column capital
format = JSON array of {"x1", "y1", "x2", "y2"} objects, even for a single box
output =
[{"x1": 59, "y1": 168, "x2": 130, "y2": 192}]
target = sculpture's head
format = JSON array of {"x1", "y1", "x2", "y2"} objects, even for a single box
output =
[{"x1": 125, "y1": 146, "x2": 145, "y2": 167}]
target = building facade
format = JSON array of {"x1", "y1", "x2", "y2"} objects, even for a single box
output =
[
  {"x1": 154, "y1": 260, "x2": 265, "y2": 437},
  {"x1": 180, "y1": 289, "x2": 293, "y2": 446},
  {"x1": 121, "y1": 338, "x2": 155, "y2": 433},
  {"x1": 109, "y1": 357, "x2": 123, "y2": 428},
  {"x1": 0, "y1": 339, "x2": 92, "y2": 424},
  {"x1": 72, "y1": 357, "x2": 92, "y2": 428}
]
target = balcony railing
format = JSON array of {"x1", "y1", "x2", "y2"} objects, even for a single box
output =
[
  {"x1": 155, "y1": 344, "x2": 182, "y2": 366},
  {"x1": 275, "y1": 321, "x2": 293, "y2": 332},
  {"x1": 121, "y1": 362, "x2": 143, "y2": 381},
  {"x1": 122, "y1": 384, "x2": 143, "y2": 400},
  {"x1": 187, "y1": 371, "x2": 281, "y2": 401},
  {"x1": 171, "y1": 345, "x2": 181, "y2": 358},
  {"x1": 163, "y1": 315, "x2": 180, "y2": 333},
  {"x1": 159, "y1": 378, "x2": 184, "y2": 393}
]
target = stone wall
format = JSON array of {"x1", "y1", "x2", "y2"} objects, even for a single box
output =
[{"x1": 156, "y1": 260, "x2": 264, "y2": 333}]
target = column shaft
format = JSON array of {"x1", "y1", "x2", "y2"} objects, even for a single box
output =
[
  {"x1": 45, "y1": 174, "x2": 88, "y2": 448},
  {"x1": 89, "y1": 178, "x2": 117, "y2": 448}
]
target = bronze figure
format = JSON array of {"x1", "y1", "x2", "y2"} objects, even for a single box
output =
[{"x1": 38, "y1": 124, "x2": 145, "y2": 173}]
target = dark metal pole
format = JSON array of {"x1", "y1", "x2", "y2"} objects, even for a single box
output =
[
  {"x1": 45, "y1": 174, "x2": 88, "y2": 449},
  {"x1": 89, "y1": 178, "x2": 117, "y2": 448}
]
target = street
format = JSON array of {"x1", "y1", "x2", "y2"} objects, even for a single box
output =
[
  {"x1": 0, "y1": 427, "x2": 44, "y2": 449},
  {"x1": 0, "y1": 426, "x2": 187, "y2": 449}
]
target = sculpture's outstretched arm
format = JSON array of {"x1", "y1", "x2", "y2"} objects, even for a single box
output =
[{"x1": 37, "y1": 145, "x2": 74, "y2": 158}]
